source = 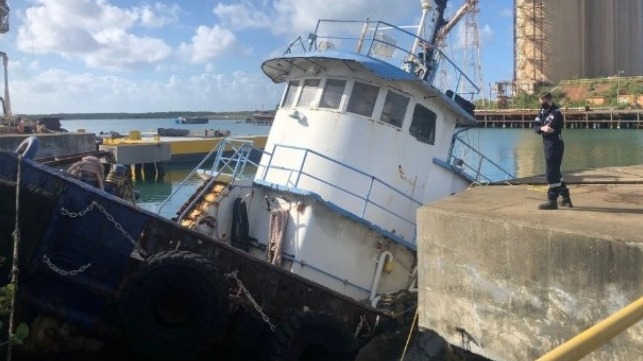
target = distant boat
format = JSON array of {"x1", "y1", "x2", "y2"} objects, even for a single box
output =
[
  {"x1": 249, "y1": 111, "x2": 275, "y2": 125},
  {"x1": 176, "y1": 116, "x2": 209, "y2": 124}
]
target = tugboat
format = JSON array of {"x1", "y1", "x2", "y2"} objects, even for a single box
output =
[
  {"x1": 171, "y1": 0, "x2": 512, "y2": 306},
  {"x1": 0, "y1": 1, "x2": 513, "y2": 360}
]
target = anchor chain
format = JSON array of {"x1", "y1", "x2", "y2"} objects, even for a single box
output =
[
  {"x1": 42, "y1": 255, "x2": 91, "y2": 276},
  {"x1": 60, "y1": 201, "x2": 146, "y2": 256},
  {"x1": 226, "y1": 270, "x2": 276, "y2": 332}
]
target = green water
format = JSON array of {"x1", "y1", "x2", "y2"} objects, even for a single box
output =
[{"x1": 136, "y1": 128, "x2": 643, "y2": 218}]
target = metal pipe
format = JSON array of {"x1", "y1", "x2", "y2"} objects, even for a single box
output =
[
  {"x1": 536, "y1": 295, "x2": 643, "y2": 361},
  {"x1": 369, "y1": 251, "x2": 393, "y2": 301}
]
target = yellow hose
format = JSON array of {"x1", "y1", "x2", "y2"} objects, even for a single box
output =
[{"x1": 536, "y1": 295, "x2": 643, "y2": 361}]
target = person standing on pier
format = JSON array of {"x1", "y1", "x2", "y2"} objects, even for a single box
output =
[{"x1": 533, "y1": 92, "x2": 573, "y2": 210}]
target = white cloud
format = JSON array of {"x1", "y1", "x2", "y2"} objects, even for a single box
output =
[
  {"x1": 213, "y1": 2, "x2": 272, "y2": 29},
  {"x1": 137, "y1": 3, "x2": 180, "y2": 28},
  {"x1": 211, "y1": 0, "x2": 411, "y2": 36},
  {"x1": 16, "y1": 0, "x2": 175, "y2": 70},
  {"x1": 10, "y1": 66, "x2": 279, "y2": 114},
  {"x1": 178, "y1": 25, "x2": 236, "y2": 64}
]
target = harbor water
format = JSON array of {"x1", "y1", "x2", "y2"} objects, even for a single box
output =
[{"x1": 61, "y1": 118, "x2": 643, "y2": 218}]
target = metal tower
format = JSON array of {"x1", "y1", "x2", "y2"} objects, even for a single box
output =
[{"x1": 460, "y1": 1, "x2": 484, "y2": 101}]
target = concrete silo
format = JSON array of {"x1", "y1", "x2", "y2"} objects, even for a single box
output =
[{"x1": 514, "y1": 0, "x2": 643, "y2": 93}]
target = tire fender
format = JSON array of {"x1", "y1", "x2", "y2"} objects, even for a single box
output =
[
  {"x1": 230, "y1": 198, "x2": 250, "y2": 252},
  {"x1": 270, "y1": 311, "x2": 357, "y2": 361},
  {"x1": 118, "y1": 250, "x2": 229, "y2": 361}
]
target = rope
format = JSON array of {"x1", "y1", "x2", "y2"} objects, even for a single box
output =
[
  {"x1": 399, "y1": 307, "x2": 419, "y2": 361},
  {"x1": 6, "y1": 154, "x2": 23, "y2": 361},
  {"x1": 267, "y1": 209, "x2": 288, "y2": 266},
  {"x1": 67, "y1": 156, "x2": 105, "y2": 190}
]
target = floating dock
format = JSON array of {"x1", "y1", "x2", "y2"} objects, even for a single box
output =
[
  {"x1": 416, "y1": 165, "x2": 643, "y2": 361},
  {"x1": 475, "y1": 109, "x2": 643, "y2": 129}
]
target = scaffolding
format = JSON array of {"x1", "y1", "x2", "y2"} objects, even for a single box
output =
[{"x1": 514, "y1": 0, "x2": 548, "y2": 94}]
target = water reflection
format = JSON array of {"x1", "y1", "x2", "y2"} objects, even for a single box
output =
[{"x1": 137, "y1": 128, "x2": 643, "y2": 217}]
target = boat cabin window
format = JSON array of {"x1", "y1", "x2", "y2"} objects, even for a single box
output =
[
  {"x1": 409, "y1": 104, "x2": 437, "y2": 145},
  {"x1": 380, "y1": 90, "x2": 409, "y2": 128},
  {"x1": 319, "y1": 79, "x2": 346, "y2": 109},
  {"x1": 282, "y1": 80, "x2": 300, "y2": 108},
  {"x1": 297, "y1": 79, "x2": 321, "y2": 108},
  {"x1": 347, "y1": 81, "x2": 379, "y2": 117}
]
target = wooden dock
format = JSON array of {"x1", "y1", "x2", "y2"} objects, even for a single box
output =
[{"x1": 475, "y1": 108, "x2": 643, "y2": 129}]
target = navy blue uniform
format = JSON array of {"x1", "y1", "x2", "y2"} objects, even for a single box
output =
[{"x1": 533, "y1": 103, "x2": 569, "y2": 201}]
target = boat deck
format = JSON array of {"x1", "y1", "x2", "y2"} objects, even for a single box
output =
[{"x1": 416, "y1": 165, "x2": 643, "y2": 361}]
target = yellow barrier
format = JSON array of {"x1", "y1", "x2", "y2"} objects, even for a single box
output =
[
  {"x1": 128, "y1": 130, "x2": 141, "y2": 140},
  {"x1": 536, "y1": 295, "x2": 643, "y2": 361}
]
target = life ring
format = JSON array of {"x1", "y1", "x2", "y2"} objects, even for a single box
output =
[
  {"x1": 15, "y1": 136, "x2": 40, "y2": 159},
  {"x1": 230, "y1": 198, "x2": 250, "y2": 252},
  {"x1": 118, "y1": 250, "x2": 229, "y2": 361},
  {"x1": 270, "y1": 311, "x2": 357, "y2": 361}
]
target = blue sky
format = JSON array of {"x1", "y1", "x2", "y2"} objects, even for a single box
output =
[{"x1": 0, "y1": 0, "x2": 514, "y2": 114}]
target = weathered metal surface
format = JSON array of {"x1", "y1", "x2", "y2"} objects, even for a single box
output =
[{"x1": 0, "y1": 151, "x2": 388, "y2": 355}]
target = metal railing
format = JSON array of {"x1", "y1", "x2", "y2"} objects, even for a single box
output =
[
  {"x1": 156, "y1": 139, "x2": 269, "y2": 216},
  {"x1": 446, "y1": 128, "x2": 515, "y2": 184},
  {"x1": 283, "y1": 19, "x2": 479, "y2": 98},
  {"x1": 259, "y1": 144, "x2": 422, "y2": 232}
]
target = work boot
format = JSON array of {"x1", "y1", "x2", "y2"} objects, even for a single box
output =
[
  {"x1": 538, "y1": 199, "x2": 558, "y2": 210},
  {"x1": 559, "y1": 185, "x2": 573, "y2": 208},
  {"x1": 559, "y1": 197, "x2": 574, "y2": 208}
]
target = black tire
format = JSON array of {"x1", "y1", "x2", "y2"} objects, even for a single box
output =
[
  {"x1": 231, "y1": 198, "x2": 250, "y2": 252},
  {"x1": 270, "y1": 311, "x2": 357, "y2": 361},
  {"x1": 118, "y1": 250, "x2": 229, "y2": 361}
]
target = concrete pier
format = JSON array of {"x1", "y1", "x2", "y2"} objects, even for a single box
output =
[
  {"x1": 416, "y1": 165, "x2": 643, "y2": 361},
  {"x1": 0, "y1": 133, "x2": 96, "y2": 160}
]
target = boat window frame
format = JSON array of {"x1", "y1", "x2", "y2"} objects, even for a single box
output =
[
  {"x1": 346, "y1": 81, "x2": 380, "y2": 118},
  {"x1": 296, "y1": 78, "x2": 322, "y2": 108},
  {"x1": 409, "y1": 103, "x2": 437, "y2": 145},
  {"x1": 379, "y1": 90, "x2": 410, "y2": 128},
  {"x1": 319, "y1": 78, "x2": 347, "y2": 110},
  {"x1": 281, "y1": 80, "x2": 301, "y2": 108}
]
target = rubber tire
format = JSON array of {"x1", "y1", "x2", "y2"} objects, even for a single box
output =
[
  {"x1": 270, "y1": 311, "x2": 357, "y2": 361},
  {"x1": 15, "y1": 136, "x2": 40, "y2": 159},
  {"x1": 230, "y1": 198, "x2": 250, "y2": 252},
  {"x1": 118, "y1": 250, "x2": 229, "y2": 361}
]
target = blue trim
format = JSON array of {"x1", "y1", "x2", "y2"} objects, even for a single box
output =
[{"x1": 253, "y1": 179, "x2": 417, "y2": 251}]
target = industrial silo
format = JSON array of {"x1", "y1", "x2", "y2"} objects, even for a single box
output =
[{"x1": 514, "y1": 0, "x2": 643, "y2": 93}]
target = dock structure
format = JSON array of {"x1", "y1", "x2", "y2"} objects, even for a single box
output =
[
  {"x1": 475, "y1": 109, "x2": 643, "y2": 129},
  {"x1": 416, "y1": 165, "x2": 643, "y2": 361},
  {"x1": 99, "y1": 133, "x2": 268, "y2": 181},
  {"x1": 0, "y1": 132, "x2": 97, "y2": 159}
]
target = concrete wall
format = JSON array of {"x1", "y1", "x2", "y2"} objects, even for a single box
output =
[
  {"x1": 416, "y1": 183, "x2": 643, "y2": 361},
  {"x1": 516, "y1": 0, "x2": 643, "y2": 89},
  {"x1": 0, "y1": 133, "x2": 97, "y2": 160}
]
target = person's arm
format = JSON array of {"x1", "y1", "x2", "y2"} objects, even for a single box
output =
[
  {"x1": 532, "y1": 113, "x2": 543, "y2": 134},
  {"x1": 541, "y1": 110, "x2": 562, "y2": 133}
]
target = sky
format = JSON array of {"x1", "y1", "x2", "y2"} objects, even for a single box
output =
[{"x1": 0, "y1": 0, "x2": 514, "y2": 114}]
